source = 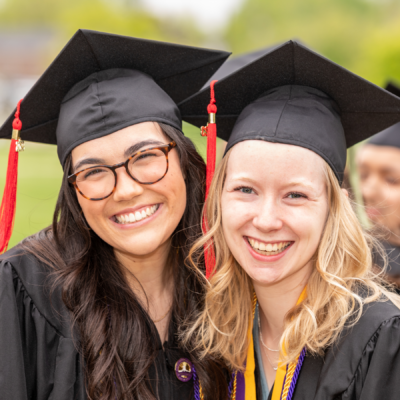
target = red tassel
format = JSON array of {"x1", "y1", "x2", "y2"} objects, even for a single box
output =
[
  {"x1": 201, "y1": 81, "x2": 218, "y2": 279},
  {"x1": 0, "y1": 99, "x2": 24, "y2": 254}
]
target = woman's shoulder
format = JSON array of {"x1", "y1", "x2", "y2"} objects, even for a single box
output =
[
  {"x1": 0, "y1": 245, "x2": 73, "y2": 338},
  {"x1": 308, "y1": 298, "x2": 400, "y2": 399}
]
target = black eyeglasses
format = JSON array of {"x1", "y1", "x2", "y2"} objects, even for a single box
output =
[{"x1": 68, "y1": 141, "x2": 177, "y2": 200}]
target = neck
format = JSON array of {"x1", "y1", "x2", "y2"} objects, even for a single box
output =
[
  {"x1": 254, "y1": 262, "x2": 312, "y2": 345},
  {"x1": 114, "y1": 239, "x2": 173, "y2": 308}
]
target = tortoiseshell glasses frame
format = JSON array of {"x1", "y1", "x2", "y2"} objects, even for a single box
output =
[{"x1": 68, "y1": 141, "x2": 177, "y2": 201}]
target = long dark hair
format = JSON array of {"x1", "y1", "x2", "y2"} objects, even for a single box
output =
[{"x1": 20, "y1": 123, "x2": 227, "y2": 399}]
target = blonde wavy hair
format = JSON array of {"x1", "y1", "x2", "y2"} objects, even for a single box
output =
[{"x1": 184, "y1": 147, "x2": 400, "y2": 370}]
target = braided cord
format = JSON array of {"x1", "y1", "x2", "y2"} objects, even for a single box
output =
[
  {"x1": 252, "y1": 291, "x2": 257, "y2": 316},
  {"x1": 286, "y1": 347, "x2": 306, "y2": 400},
  {"x1": 228, "y1": 371, "x2": 238, "y2": 400},
  {"x1": 193, "y1": 364, "x2": 204, "y2": 400},
  {"x1": 280, "y1": 357, "x2": 298, "y2": 400},
  {"x1": 280, "y1": 347, "x2": 306, "y2": 400}
]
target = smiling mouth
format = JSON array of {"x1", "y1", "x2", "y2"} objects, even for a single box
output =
[
  {"x1": 247, "y1": 237, "x2": 292, "y2": 256},
  {"x1": 114, "y1": 204, "x2": 159, "y2": 224}
]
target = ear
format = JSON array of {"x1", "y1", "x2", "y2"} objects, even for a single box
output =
[{"x1": 341, "y1": 188, "x2": 349, "y2": 198}]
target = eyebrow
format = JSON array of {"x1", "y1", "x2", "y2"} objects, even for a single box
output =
[
  {"x1": 380, "y1": 167, "x2": 400, "y2": 175},
  {"x1": 283, "y1": 180, "x2": 316, "y2": 190},
  {"x1": 73, "y1": 139, "x2": 165, "y2": 172},
  {"x1": 231, "y1": 176, "x2": 315, "y2": 188},
  {"x1": 123, "y1": 139, "x2": 164, "y2": 158}
]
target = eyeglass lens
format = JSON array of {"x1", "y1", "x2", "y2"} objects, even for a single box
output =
[{"x1": 75, "y1": 147, "x2": 168, "y2": 199}]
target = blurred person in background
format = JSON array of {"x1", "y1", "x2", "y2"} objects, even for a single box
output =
[
  {"x1": 0, "y1": 30, "x2": 230, "y2": 400},
  {"x1": 357, "y1": 82, "x2": 400, "y2": 290}
]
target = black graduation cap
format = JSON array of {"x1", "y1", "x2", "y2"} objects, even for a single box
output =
[
  {"x1": 203, "y1": 42, "x2": 306, "y2": 88},
  {"x1": 0, "y1": 29, "x2": 230, "y2": 166},
  {"x1": 367, "y1": 82, "x2": 400, "y2": 148},
  {"x1": 203, "y1": 46, "x2": 277, "y2": 88},
  {"x1": 180, "y1": 40, "x2": 400, "y2": 183},
  {"x1": 386, "y1": 81, "x2": 400, "y2": 98}
]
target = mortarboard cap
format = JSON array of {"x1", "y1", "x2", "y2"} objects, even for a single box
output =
[
  {"x1": 180, "y1": 40, "x2": 400, "y2": 184},
  {"x1": 367, "y1": 82, "x2": 400, "y2": 149},
  {"x1": 367, "y1": 122, "x2": 400, "y2": 149},
  {"x1": 203, "y1": 45, "x2": 277, "y2": 88},
  {"x1": 0, "y1": 29, "x2": 230, "y2": 167},
  {"x1": 386, "y1": 81, "x2": 400, "y2": 98}
]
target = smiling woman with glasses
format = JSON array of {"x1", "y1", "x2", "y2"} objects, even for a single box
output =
[{"x1": 0, "y1": 30, "x2": 230, "y2": 400}]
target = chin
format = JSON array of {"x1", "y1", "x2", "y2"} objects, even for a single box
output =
[
  {"x1": 120, "y1": 241, "x2": 164, "y2": 256},
  {"x1": 245, "y1": 264, "x2": 284, "y2": 285}
]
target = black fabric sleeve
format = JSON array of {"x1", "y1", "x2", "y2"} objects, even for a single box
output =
[
  {"x1": 0, "y1": 260, "x2": 85, "y2": 400},
  {"x1": 344, "y1": 316, "x2": 400, "y2": 400}
]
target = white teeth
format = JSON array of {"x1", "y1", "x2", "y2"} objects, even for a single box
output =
[
  {"x1": 248, "y1": 238, "x2": 291, "y2": 255},
  {"x1": 115, "y1": 205, "x2": 159, "y2": 224}
]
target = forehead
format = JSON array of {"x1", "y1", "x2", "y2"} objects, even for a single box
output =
[
  {"x1": 226, "y1": 140, "x2": 326, "y2": 184},
  {"x1": 71, "y1": 122, "x2": 167, "y2": 161},
  {"x1": 358, "y1": 145, "x2": 400, "y2": 169}
]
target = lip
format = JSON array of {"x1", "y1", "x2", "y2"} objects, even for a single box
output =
[
  {"x1": 244, "y1": 236, "x2": 294, "y2": 262},
  {"x1": 366, "y1": 206, "x2": 381, "y2": 219},
  {"x1": 109, "y1": 203, "x2": 162, "y2": 230}
]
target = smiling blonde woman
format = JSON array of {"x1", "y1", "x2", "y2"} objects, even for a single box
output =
[{"x1": 181, "y1": 41, "x2": 400, "y2": 400}]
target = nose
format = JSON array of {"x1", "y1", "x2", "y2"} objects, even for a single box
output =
[
  {"x1": 252, "y1": 196, "x2": 284, "y2": 233},
  {"x1": 112, "y1": 167, "x2": 144, "y2": 202}
]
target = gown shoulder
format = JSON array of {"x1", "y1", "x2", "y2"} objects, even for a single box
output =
[
  {"x1": 293, "y1": 298, "x2": 400, "y2": 400},
  {"x1": 0, "y1": 245, "x2": 86, "y2": 400}
]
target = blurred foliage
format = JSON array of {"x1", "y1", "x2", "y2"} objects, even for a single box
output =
[
  {"x1": 0, "y1": 0, "x2": 204, "y2": 51},
  {"x1": 225, "y1": 0, "x2": 400, "y2": 86}
]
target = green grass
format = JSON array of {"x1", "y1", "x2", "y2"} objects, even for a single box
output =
[
  {"x1": 0, "y1": 141, "x2": 63, "y2": 249},
  {"x1": 0, "y1": 122, "x2": 224, "y2": 251}
]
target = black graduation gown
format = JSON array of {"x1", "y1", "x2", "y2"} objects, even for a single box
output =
[
  {"x1": 0, "y1": 246, "x2": 195, "y2": 400},
  {"x1": 257, "y1": 298, "x2": 400, "y2": 400}
]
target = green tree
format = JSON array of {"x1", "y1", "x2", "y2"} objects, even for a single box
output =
[{"x1": 224, "y1": 0, "x2": 400, "y2": 85}]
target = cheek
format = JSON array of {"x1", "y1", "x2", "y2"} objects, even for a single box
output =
[
  {"x1": 77, "y1": 195, "x2": 107, "y2": 226},
  {"x1": 221, "y1": 196, "x2": 251, "y2": 243},
  {"x1": 386, "y1": 187, "x2": 400, "y2": 209},
  {"x1": 289, "y1": 205, "x2": 327, "y2": 249},
  {"x1": 158, "y1": 163, "x2": 187, "y2": 219}
]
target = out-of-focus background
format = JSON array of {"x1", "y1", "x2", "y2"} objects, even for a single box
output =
[{"x1": 1, "y1": 0, "x2": 400, "y2": 248}]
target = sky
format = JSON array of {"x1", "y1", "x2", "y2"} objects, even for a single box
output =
[{"x1": 141, "y1": 0, "x2": 243, "y2": 28}]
